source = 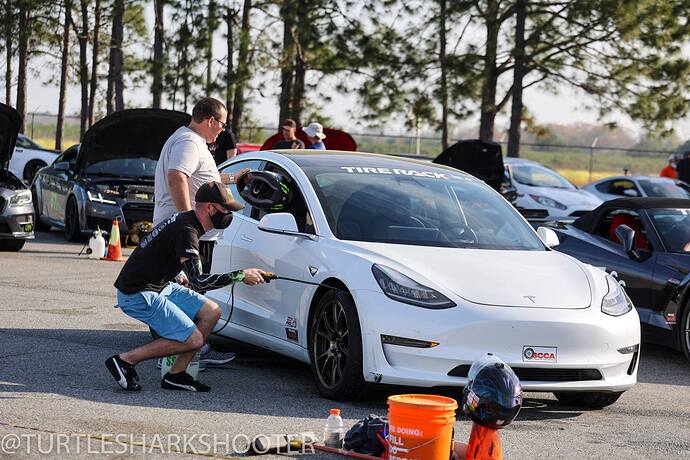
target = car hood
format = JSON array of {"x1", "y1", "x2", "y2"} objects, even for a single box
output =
[
  {"x1": 520, "y1": 185, "x2": 602, "y2": 207},
  {"x1": 0, "y1": 103, "x2": 21, "y2": 174},
  {"x1": 348, "y1": 242, "x2": 593, "y2": 309},
  {"x1": 76, "y1": 109, "x2": 190, "y2": 174}
]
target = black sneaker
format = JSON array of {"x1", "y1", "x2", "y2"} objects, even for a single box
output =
[
  {"x1": 105, "y1": 355, "x2": 142, "y2": 391},
  {"x1": 161, "y1": 371, "x2": 211, "y2": 392}
]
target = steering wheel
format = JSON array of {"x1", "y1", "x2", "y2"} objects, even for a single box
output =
[{"x1": 441, "y1": 223, "x2": 478, "y2": 244}]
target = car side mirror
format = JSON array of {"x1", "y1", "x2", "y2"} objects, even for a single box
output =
[
  {"x1": 258, "y1": 212, "x2": 311, "y2": 239},
  {"x1": 615, "y1": 224, "x2": 646, "y2": 262},
  {"x1": 54, "y1": 161, "x2": 71, "y2": 173},
  {"x1": 622, "y1": 189, "x2": 639, "y2": 197},
  {"x1": 537, "y1": 226, "x2": 560, "y2": 247}
]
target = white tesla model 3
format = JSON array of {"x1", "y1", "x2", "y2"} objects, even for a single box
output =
[{"x1": 206, "y1": 151, "x2": 640, "y2": 407}]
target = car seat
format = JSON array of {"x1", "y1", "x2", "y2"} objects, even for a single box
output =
[{"x1": 609, "y1": 214, "x2": 649, "y2": 250}]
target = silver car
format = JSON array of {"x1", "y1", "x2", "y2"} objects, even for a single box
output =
[
  {"x1": 0, "y1": 103, "x2": 34, "y2": 251},
  {"x1": 583, "y1": 175, "x2": 690, "y2": 202}
]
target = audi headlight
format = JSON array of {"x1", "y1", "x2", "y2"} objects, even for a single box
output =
[
  {"x1": 87, "y1": 190, "x2": 118, "y2": 205},
  {"x1": 529, "y1": 194, "x2": 567, "y2": 210},
  {"x1": 9, "y1": 190, "x2": 31, "y2": 207},
  {"x1": 372, "y1": 264, "x2": 455, "y2": 309},
  {"x1": 601, "y1": 274, "x2": 632, "y2": 316}
]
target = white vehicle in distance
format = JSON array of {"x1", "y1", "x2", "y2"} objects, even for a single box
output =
[
  {"x1": 207, "y1": 151, "x2": 640, "y2": 407},
  {"x1": 583, "y1": 175, "x2": 690, "y2": 202},
  {"x1": 505, "y1": 157, "x2": 602, "y2": 218},
  {"x1": 9, "y1": 134, "x2": 59, "y2": 183}
]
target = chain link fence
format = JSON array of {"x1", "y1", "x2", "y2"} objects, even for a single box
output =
[{"x1": 27, "y1": 113, "x2": 672, "y2": 186}]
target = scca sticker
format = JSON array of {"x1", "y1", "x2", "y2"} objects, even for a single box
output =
[
  {"x1": 522, "y1": 346, "x2": 557, "y2": 362},
  {"x1": 340, "y1": 166, "x2": 457, "y2": 180}
]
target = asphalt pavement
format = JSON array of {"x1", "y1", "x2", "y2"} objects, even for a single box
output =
[{"x1": 1, "y1": 231, "x2": 689, "y2": 459}]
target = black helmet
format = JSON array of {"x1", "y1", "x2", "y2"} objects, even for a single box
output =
[
  {"x1": 236, "y1": 170, "x2": 291, "y2": 211},
  {"x1": 461, "y1": 354, "x2": 522, "y2": 429}
]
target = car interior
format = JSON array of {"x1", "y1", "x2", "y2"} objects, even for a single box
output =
[{"x1": 594, "y1": 209, "x2": 650, "y2": 250}]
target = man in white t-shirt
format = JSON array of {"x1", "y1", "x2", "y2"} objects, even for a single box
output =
[{"x1": 153, "y1": 97, "x2": 246, "y2": 368}]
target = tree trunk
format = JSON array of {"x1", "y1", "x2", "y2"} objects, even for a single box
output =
[
  {"x1": 106, "y1": 0, "x2": 124, "y2": 114},
  {"x1": 77, "y1": 0, "x2": 89, "y2": 139},
  {"x1": 56, "y1": 0, "x2": 71, "y2": 150},
  {"x1": 15, "y1": 1, "x2": 30, "y2": 133},
  {"x1": 439, "y1": 0, "x2": 448, "y2": 150},
  {"x1": 224, "y1": 6, "x2": 235, "y2": 123},
  {"x1": 5, "y1": 0, "x2": 13, "y2": 106},
  {"x1": 205, "y1": 0, "x2": 215, "y2": 94},
  {"x1": 88, "y1": 0, "x2": 100, "y2": 126},
  {"x1": 278, "y1": 0, "x2": 295, "y2": 124},
  {"x1": 152, "y1": 0, "x2": 164, "y2": 108},
  {"x1": 478, "y1": 0, "x2": 499, "y2": 141},
  {"x1": 507, "y1": 0, "x2": 526, "y2": 158},
  {"x1": 290, "y1": 0, "x2": 308, "y2": 125},
  {"x1": 231, "y1": 0, "x2": 251, "y2": 137}
]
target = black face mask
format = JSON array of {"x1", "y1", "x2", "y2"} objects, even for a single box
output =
[{"x1": 210, "y1": 208, "x2": 233, "y2": 229}]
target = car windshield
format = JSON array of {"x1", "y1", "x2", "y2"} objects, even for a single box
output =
[
  {"x1": 84, "y1": 158, "x2": 156, "y2": 179},
  {"x1": 304, "y1": 165, "x2": 545, "y2": 250},
  {"x1": 647, "y1": 208, "x2": 690, "y2": 253},
  {"x1": 638, "y1": 179, "x2": 689, "y2": 198},
  {"x1": 511, "y1": 164, "x2": 575, "y2": 189}
]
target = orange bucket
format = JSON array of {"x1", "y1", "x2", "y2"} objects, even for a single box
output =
[{"x1": 387, "y1": 394, "x2": 458, "y2": 460}]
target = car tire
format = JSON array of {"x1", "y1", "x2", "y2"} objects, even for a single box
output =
[
  {"x1": 308, "y1": 289, "x2": 366, "y2": 401},
  {"x1": 23, "y1": 160, "x2": 46, "y2": 184},
  {"x1": 64, "y1": 196, "x2": 82, "y2": 241},
  {"x1": 553, "y1": 391, "x2": 623, "y2": 409},
  {"x1": 0, "y1": 239, "x2": 25, "y2": 251},
  {"x1": 31, "y1": 187, "x2": 51, "y2": 231},
  {"x1": 680, "y1": 301, "x2": 690, "y2": 363}
]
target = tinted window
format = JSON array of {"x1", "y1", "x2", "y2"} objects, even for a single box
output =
[
  {"x1": 647, "y1": 208, "x2": 690, "y2": 253},
  {"x1": 57, "y1": 144, "x2": 79, "y2": 167},
  {"x1": 84, "y1": 158, "x2": 157, "y2": 179},
  {"x1": 16, "y1": 134, "x2": 41, "y2": 150},
  {"x1": 607, "y1": 180, "x2": 638, "y2": 196},
  {"x1": 638, "y1": 179, "x2": 687, "y2": 198},
  {"x1": 305, "y1": 165, "x2": 544, "y2": 250},
  {"x1": 511, "y1": 164, "x2": 575, "y2": 189},
  {"x1": 219, "y1": 159, "x2": 263, "y2": 217}
]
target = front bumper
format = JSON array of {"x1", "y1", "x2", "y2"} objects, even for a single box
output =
[
  {"x1": 84, "y1": 200, "x2": 153, "y2": 234},
  {"x1": 0, "y1": 201, "x2": 34, "y2": 239},
  {"x1": 353, "y1": 290, "x2": 640, "y2": 392}
]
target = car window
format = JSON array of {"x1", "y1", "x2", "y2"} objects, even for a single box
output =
[
  {"x1": 511, "y1": 164, "x2": 575, "y2": 189},
  {"x1": 638, "y1": 179, "x2": 687, "y2": 198},
  {"x1": 596, "y1": 209, "x2": 651, "y2": 251},
  {"x1": 250, "y1": 162, "x2": 315, "y2": 234},
  {"x1": 607, "y1": 180, "x2": 638, "y2": 196},
  {"x1": 55, "y1": 145, "x2": 79, "y2": 167},
  {"x1": 647, "y1": 208, "x2": 690, "y2": 253},
  {"x1": 16, "y1": 134, "x2": 41, "y2": 150},
  {"x1": 594, "y1": 180, "x2": 611, "y2": 193},
  {"x1": 219, "y1": 159, "x2": 263, "y2": 217}
]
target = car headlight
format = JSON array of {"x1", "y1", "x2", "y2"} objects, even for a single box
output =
[
  {"x1": 529, "y1": 194, "x2": 567, "y2": 210},
  {"x1": 87, "y1": 190, "x2": 118, "y2": 205},
  {"x1": 9, "y1": 190, "x2": 31, "y2": 207},
  {"x1": 372, "y1": 264, "x2": 456, "y2": 309},
  {"x1": 601, "y1": 274, "x2": 632, "y2": 316}
]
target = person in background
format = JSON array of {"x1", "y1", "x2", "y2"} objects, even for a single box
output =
[
  {"x1": 660, "y1": 154, "x2": 678, "y2": 179},
  {"x1": 208, "y1": 128, "x2": 238, "y2": 166},
  {"x1": 676, "y1": 151, "x2": 690, "y2": 184},
  {"x1": 303, "y1": 122, "x2": 327, "y2": 150},
  {"x1": 272, "y1": 119, "x2": 305, "y2": 149}
]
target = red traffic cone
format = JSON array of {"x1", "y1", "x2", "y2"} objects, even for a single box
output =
[
  {"x1": 102, "y1": 219, "x2": 123, "y2": 261},
  {"x1": 465, "y1": 423, "x2": 502, "y2": 460}
]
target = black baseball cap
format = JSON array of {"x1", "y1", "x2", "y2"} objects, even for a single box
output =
[{"x1": 195, "y1": 181, "x2": 245, "y2": 211}]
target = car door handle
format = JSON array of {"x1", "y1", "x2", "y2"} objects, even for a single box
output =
[{"x1": 240, "y1": 234, "x2": 253, "y2": 242}]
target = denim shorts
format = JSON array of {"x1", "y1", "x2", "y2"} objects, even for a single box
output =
[{"x1": 116, "y1": 283, "x2": 208, "y2": 343}]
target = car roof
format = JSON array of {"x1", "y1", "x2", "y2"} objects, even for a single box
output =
[
  {"x1": 573, "y1": 197, "x2": 690, "y2": 232},
  {"x1": 590, "y1": 175, "x2": 674, "y2": 184}
]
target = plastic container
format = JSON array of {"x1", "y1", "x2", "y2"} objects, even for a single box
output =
[
  {"x1": 323, "y1": 408, "x2": 344, "y2": 448},
  {"x1": 160, "y1": 351, "x2": 200, "y2": 380},
  {"x1": 87, "y1": 227, "x2": 107, "y2": 259},
  {"x1": 387, "y1": 394, "x2": 458, "y2": 460}
]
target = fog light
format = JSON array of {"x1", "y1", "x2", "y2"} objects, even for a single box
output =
[
  {"x1": 617, "y1": 344, "x2": 639, "y2": 354},
  {"x1": 381, "y1": 335, "x2": 439, "y2": 348},
  {"x1": 23, "y1": 223, "x2": 33, "y2": 232}
]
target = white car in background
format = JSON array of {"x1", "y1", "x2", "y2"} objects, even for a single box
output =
[
  {"x1": 206, "y1": 150, "x2": 640, "y2": 408},
  {"x1": 583, "y1": 175, "x2": 690, "y2": 202},
  {"x1": 9, "y1": 134, "x2": 59, "y2": 183},
  {"x1": 505, "y1": 157, "x2": 602, "y2": 218}
]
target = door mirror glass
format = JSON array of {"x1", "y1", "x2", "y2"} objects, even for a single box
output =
[
  {"x1": 537, "y1": 226, "x2": 560, "y2": 247},
  {"x1": 615, "y1": 224, "x2": 646, "y2": 262},
  {"x1": 258, "y1": 212, "x2": 299, "y2": 235}
]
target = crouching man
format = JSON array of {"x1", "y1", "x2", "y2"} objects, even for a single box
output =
[{"x1": 106, "y1": 181, "x2": 267, "y2": 392}]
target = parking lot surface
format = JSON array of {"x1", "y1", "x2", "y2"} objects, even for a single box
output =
[{"x1": 1, "y1": 231, "x2": 690, "y2": 459}]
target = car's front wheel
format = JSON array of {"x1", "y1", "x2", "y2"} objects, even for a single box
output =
[
  {"x1": 64, "y1": 197, "x2": 82, "y2": 241},
  {"x1": 308, "y1": 289, "x2": 366, "y2": 400},
  {"x1": 0, "y1": 239, "x2": 26, "y2": 251},
  {"x1": 553, "y1": 391, "x2": 623, "y2": 409}
]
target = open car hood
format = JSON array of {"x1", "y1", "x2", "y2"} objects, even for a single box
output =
[
  {"x1": 76, "y1": 109, "x2": 190, "y2": 174},
  {"x1": 0, "y1": 103, "x2": 21, "y2": 175}
]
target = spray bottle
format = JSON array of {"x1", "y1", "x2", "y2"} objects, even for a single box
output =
[{"x1": 87, "y1": 227, "x2": 107, "y2": 259}]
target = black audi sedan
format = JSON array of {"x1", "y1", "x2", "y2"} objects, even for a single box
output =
[{"x1": 33, "y1": 109, "x2": 190, "y2": 240}]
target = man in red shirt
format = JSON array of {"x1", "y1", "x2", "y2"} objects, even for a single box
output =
[{"x1": 660, "y1": 154, "x2": 678, "y2": 179}]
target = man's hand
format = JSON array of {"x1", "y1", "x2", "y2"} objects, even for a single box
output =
[
  {"x1": 174, "y1": 271, "x2": 190, "y2": 288},
  {"x1": 243, "y1": 268, "x2": 267, "y2": 285},
  {"x1": 221, "y1": 168, "x2": 251, "y2": 185}
]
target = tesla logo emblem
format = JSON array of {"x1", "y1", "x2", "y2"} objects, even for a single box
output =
[
  {"x1": 523, "y1": 296, "x2": 536, "y2": 303},
  {"x1": 309, "y1": 266, "x2": 318, "y2": 277}
]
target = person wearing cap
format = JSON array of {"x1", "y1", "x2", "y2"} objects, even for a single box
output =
[
  {"x1": 303, "y1": 122, "x2": 327, "y2": 150},
  {"x1": 107, "y1": 181, "x2": 269, "y2": 393},
  {"x1": 273, "y1": 118, "x2": 305, "y2": 149},
  {"x1": 660, "y1": 154, "x2": 678, "y2": 179}
]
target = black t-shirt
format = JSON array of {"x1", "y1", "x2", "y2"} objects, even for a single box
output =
[
  {"x1": 114, "y1": 211, "x2": 205, "y2": 294},
  {"x1": 273, "y1": 138, "x2": 305, "y2": 150},
  {"x1": 208, "y1": 130, "x2": 237, "y2": 165},
  {"x1": 677, "y1": 158, "x2": 690, "y2": 183}
]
